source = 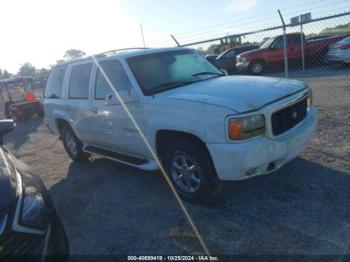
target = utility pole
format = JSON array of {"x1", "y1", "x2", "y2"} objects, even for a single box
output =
[{"x1": 140, "y1": 24, "x2": 146, "y2": 48}]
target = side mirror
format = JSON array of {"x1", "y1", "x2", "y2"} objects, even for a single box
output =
[
  {"x1": 0, "y1": 119, "x2": 15, "y2": 144},
  {"x1": 105, "y1": 89, "x2": 138, "y2": 106},
  {"x1": 220, "y1": 69, "x2": 229, "y2": 76}
]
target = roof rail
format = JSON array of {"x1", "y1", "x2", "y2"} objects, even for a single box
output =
[
  {"x1": 54, "y1": 47, "x2": 150, "y2": 67},
  {"x1": 93, "y1": 47, "x2": 150, "y2": 58}
]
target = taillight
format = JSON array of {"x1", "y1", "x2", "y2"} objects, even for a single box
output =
[{"x1": 340, "y1": 44, "x2": 350, "y2": 50}]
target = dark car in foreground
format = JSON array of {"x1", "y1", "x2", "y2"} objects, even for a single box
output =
[
  {"x1": 0, "y1": 120, "x2": 68, "y2": 260},
  {"x1": 211, "y1": 45, "x2": 259, "y2": 74}
]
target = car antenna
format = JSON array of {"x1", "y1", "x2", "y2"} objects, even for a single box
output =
[{"x1": 171, "y1": 35, "x2": 181, "y2": 47}]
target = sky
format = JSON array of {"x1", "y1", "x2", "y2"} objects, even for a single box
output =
[{"x1": 0, "y1": 0, "x2": 349, "y2": 73}]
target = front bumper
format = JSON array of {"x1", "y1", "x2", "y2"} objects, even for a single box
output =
[
  {"x1": 207, "y1": 108, "x2": 317, "y2": 181},
  {"x1": 326, "y1": 51, "x2": 350, "y2": 63},
  {"x1": 236, "y1": 61, "x2": 250, "y2": 73}
]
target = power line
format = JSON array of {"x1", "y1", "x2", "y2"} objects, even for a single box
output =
[{"x1": 148, "y1": 0, "x2": 333, "y2": 43}]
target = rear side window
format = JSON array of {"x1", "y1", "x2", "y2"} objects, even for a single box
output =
[
  {"x1": 69, "y1": 63, "x2": 92, "y2": 99},
  {"x1": 44, "y1": 67, "x2": 66, "y2": 99}
]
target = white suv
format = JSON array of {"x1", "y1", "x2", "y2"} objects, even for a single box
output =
[{"x1": 44, "y1": 47, "x2": 317, "y2": 203}]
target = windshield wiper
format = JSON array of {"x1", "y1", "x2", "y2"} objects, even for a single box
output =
[
  {"x1": 192, "y1": 71, "x2": 224, "y2": 77},
  {"x1": 151, "y1": 80, "x2": 200, "y2": 94}
]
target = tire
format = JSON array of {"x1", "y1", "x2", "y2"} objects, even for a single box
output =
[
  {"x1": 11, "y1": 110, "x2": 20, "y2": 122},
  {"x1": 163, "y1": 138, "x2": 223, "y2": 204},
  {"x1": 61, "y1": 125, "x2": 90, "y2": 162},
  {"x1": 249, "y1": 60, "x2": 265, "y2": 75},
  {"x1": 38, "y1": 109, "x2": 45, "y2": 117}
]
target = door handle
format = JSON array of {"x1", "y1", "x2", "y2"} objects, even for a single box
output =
[
  {"x1": 91, "y1": 107, "x2": 98, "y2": 114},
  {"x1": 65, "y1": 106, "x2": 71, "y2": 112}
]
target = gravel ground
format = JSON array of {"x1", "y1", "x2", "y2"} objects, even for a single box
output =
[{"x1": 3, "y1": 72, "x2": 350, "y2": 257}]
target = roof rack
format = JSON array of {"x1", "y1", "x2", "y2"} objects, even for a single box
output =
[{"x1": 54, "y1": 47, "x2": 150, "y2": 67}]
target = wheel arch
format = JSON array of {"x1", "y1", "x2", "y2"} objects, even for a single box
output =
[
  {"x1": 249, "y1": 59, "x2": 266, "y2": 75},
  {"x1": 155, "y1": 129, "x2": 213, "y2": 163},
  {"x1": 55, "y1": 118, "x2": 73, "y2": 138}
]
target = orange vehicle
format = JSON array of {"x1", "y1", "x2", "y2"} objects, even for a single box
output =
[{"x1": 0, "y1": 76, "x2": 44, "y2": 121}]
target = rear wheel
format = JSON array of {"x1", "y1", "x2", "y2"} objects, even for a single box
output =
[
  {"x1": 61, "y1": 126, "x2": 90, "y2": 162},
  {"x1": 249, "y1": 60, "x2": 265, "y2": 75},
  {"x1": 163, "y1": 139, "x2": 223, "y2": 204}
]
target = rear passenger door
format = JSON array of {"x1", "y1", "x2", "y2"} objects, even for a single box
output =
[{"x1": 65, "y1": 62, "x2": 94, "y2": 143}]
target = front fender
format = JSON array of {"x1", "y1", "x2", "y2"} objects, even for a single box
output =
[{"x1": 147, "y1": 111, "x2": 229, "y2": 146}]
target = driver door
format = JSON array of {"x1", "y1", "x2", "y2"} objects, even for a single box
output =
[
  {"x1": 87, "y1": 59, "x2": 147, "y2": 157},
  {"x1": 215, "y1": 49, "x2": 235, "y2": 73},
  {"x1": 264, "y1": 36, "x2": 284, "y2": 65}
]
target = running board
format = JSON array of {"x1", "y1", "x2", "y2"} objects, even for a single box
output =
[{"x1": 83, "y1": 145, "x2": 159, "y2": 171}]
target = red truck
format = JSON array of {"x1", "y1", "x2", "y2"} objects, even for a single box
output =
[{"x1": 236, "y1": 33, "x2": 349, "y2": 75}]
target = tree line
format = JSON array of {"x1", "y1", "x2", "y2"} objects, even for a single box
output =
[{"x1": 0, "y1": 49, "x2": 86, "y2": 89}]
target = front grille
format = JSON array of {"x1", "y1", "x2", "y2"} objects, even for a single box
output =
[
  {"x1": 271, "y1": 98, "x2": 308, "y2": 136},
  {"x1": 0, "y1": 232, "x2": 43, "y2": 256}
]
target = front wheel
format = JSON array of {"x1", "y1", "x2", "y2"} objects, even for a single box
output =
[
  {"x1": 163, "y1": 139, "x2": 223, "y2": 204},
  {"x1": 249, "y1": 60, "x2": 265, "y2": 75}
]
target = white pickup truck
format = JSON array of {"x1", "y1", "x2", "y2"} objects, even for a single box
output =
[{"x1": 44, "y1": 47, "x2": 317, "y2": 203}]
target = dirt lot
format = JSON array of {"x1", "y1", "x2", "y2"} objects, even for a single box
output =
[{"x1": 3, "y1": 72, "x2": 350, "y2": 256}]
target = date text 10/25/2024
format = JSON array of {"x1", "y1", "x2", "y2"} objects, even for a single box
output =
[{"x1": 127, "y1": 256, "x2": 219, "y2": 261}]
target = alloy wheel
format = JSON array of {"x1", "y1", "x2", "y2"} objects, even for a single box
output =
[{"x1": 170, "y1": 153, "x2": 201, "y2": 193}]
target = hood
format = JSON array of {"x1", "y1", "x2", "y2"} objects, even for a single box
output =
[
  {"x1": 239, "y1": 48, "x2": 267, "y2": 58},
  {"x1": 0, "y1": 149, "x2": 17, "y2": 210},
  {"x1": 157, "y1": 76, "x2": 307, "y2": 113}
]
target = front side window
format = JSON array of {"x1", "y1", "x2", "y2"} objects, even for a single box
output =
[
  {"x1": 69, "y1": 63, "x2": 92, "y2": 99},
  {"x1": 44, "y1": 66, "x2": 66, "y2": 99},
  {"x1": 260, "y1": 38, "x2": 275, "y2": 49},
  {"x1": 95, "y1": 60, "x2": 132, "y2": 100},
  {"x1": 127, "y1": 50, "x2": 222, "y2": 95}
]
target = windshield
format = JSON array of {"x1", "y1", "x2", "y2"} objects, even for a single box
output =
[
  {"x1": 127, "y1": 50, "x2": 223, "y2": 95},
  {"x1": 260, "y1": 37, "x2": 275, "y2": 49}
]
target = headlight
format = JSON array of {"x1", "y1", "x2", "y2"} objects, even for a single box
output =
[
  {"x1": 229, "y1": 115, "x2": 265, "y2": 140},
  {"x1": 21, "y1": 186, "x2": 48, "y2": 230},
  {"x1": 12, "y1": 171, "x2": 47, "y2": 235}
]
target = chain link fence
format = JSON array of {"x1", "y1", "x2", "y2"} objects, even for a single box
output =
[{"x1": 156, "y1": 11, "x2": 350, "y2": 79}]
